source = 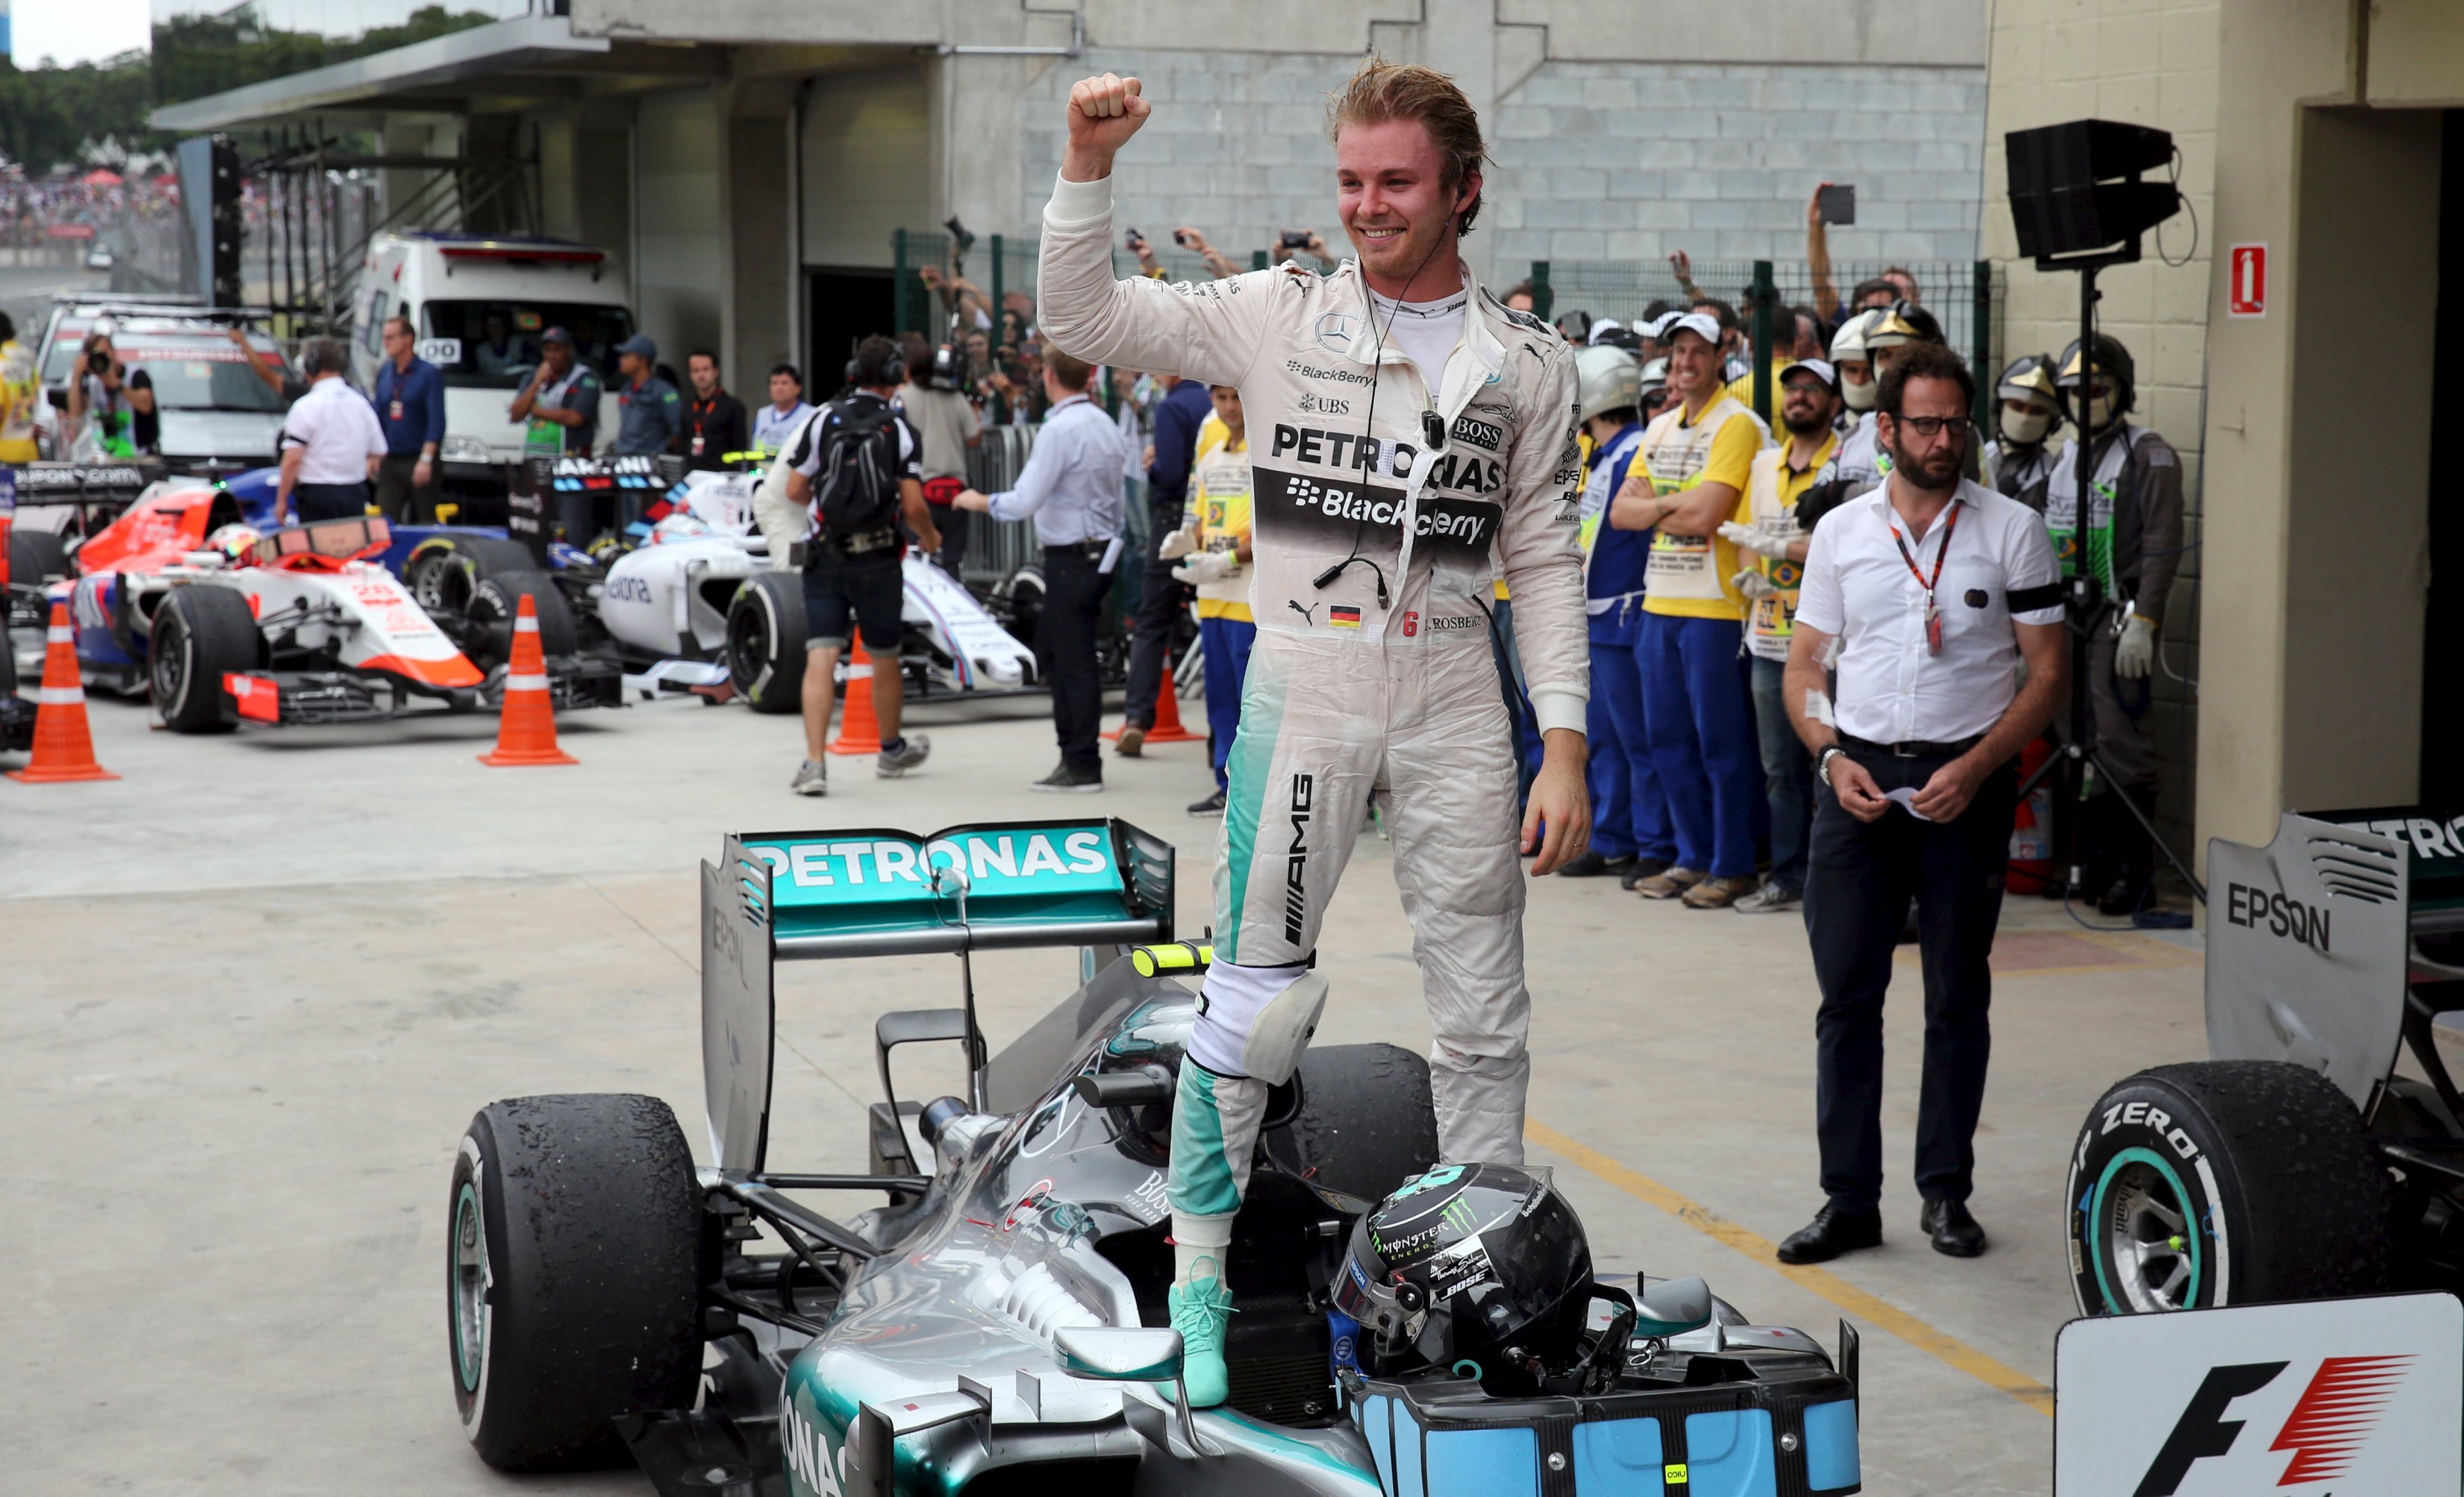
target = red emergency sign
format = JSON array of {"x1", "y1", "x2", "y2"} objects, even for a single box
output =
[{"x1": 2227, "y1": 243, "x2": 2268, "y2": 318}]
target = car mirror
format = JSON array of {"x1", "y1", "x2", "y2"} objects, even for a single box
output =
[
  {"x1": 1055, "y1": 1327, "x2": 1183, "y2": 1383},
  {"x1": 1635, "y1": 1275, "x2": 1714, "y2": 1338}
]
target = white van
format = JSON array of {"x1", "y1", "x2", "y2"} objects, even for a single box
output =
[{"x1": 350, "y1": 232, "x2": 633, "y2": 509}]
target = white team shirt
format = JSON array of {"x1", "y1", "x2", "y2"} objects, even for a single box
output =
[
  {"x1": 279, "y1": 375, "x2": 386, "y2": 484},
  {"x1": 1368, "y1": 288, "x2": 1468, "y2": 393},
  {"x1": 1792, "y1": 477, "x2": 2063, "y2": 745}
]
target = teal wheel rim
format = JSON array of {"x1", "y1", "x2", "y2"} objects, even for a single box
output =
[
  {"x1": 2088, "y1": 1146, "x2": 2202, "y2": 1313},
  {"x1": 452, "y1": 1181, "x2": 488, "y2": 1392}
]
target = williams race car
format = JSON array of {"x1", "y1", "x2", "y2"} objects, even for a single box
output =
[
  {"x1": 393, "y1": 460, "x2": 1040, "y2": 710},
  {"x1": 63, "y1": 479, "x2": 617, "y2": 730},
  {"x1": 448, "y1": 818, "x2": 1863, "y2": 1496}
]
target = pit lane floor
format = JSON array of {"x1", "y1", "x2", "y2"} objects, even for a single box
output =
[{"x1": 2, "y1": 679, "x2": 2209, "y2": 1494}]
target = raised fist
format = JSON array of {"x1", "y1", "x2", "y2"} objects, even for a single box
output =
[{"x1": 1064, "y1": 73, "x2": 1150, "y2": 178}]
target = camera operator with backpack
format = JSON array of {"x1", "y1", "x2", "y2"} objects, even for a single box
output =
[{"x1": 779, "y1": 335, "x2": 943, "y2": 797}]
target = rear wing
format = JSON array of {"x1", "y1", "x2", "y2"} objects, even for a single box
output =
[
  {"x1": 700, "y1": 818, "x2": 1174, "y2": 1175},
  {"x1": 8, "y1": 461, "x2": 160, "y2": 507}
]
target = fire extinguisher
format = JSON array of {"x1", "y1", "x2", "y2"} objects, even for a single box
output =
[{"x1": 2009, "y1": 736, "x2": 2056, "y2": 895}]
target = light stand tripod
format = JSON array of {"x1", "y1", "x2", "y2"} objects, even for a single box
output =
[{"x1": 2011, "y1": 258, "x2": 2206, "y2": 909}]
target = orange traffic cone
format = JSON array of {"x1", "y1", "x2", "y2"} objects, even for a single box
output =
[
  {"x1": 8, "y1": 601, "x2": 118, "y2": 783},
  {"x1": 1106, "y1": 664, "x2": 1203, "y2": 744},
  {"x1": 478, "y1": 593, "x2": 577, "y2": 767},
  {"x1": 827, "y1": 639, "x2": 884, "y2": 756}
]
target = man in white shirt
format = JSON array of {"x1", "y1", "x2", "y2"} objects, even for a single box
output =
[
  {"x1": 1778, "y1": 343, "x2": 2067, "y2": 1266},
  {"x1": 752, "y1": 363, "x2": 816, "y2": 457},
  {"x1": 273, "y1": 339, "x2": 386, "y2": 524}
]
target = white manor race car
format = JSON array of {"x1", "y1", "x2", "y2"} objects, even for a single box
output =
[{"x1": 398, "y1": 463, "x2": 1040, "y2": 710}]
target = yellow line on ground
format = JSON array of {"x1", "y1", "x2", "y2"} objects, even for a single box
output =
[{"x1": 1526, "y1": 1120, "x2": 2055, "y2": 1418}]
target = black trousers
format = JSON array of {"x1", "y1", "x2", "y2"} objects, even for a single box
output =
[
  {"x1": 293, "y1": 481, "x2": 371, "y2": 522},
  {"x1": 1121, "y1": 499, "x2": 1188, "y2": 728},
  {"x1": 1038, "y1": 545, "x2": 1110, "y2": 776},
  {"x1": 1803, "y1": 745, "x2": 2016, "y2": 1213},
  {"x1": 929, "y1": 503, "x2": 969, "y2": 574}
]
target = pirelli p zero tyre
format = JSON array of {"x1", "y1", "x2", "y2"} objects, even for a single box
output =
[
  {"x1": 726, "y1": 570, "x2": 807, "y2": 713},
  {"x1": 466, "y1": 570, "x2": 578, "y2": 670},
  {"x1": 2067, "y1": 1060, "x2": 2391, "y2": 1315},
  {"x1": 149, "y1": 585, "x2": 260, "y2": 733},
  {"x1": 406, "y1": 534, "x2": 536, "y2": 618},
  {"x1": 449, "y1": 1094, "x2": 703, "y2": 1472},
  {"x1": 1269, "y1": 1043, "x2": 1442, "y2": 1205}
]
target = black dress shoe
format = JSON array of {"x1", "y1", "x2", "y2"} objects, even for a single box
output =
[
  {"x1": 1554, "y1": 849, "x2": 1634, "y2": 878},
  {"x1": 1921, "y1": 1198, "x2": 1988, "y2": 1257},
  {"x1": 1775, "y1": 1204, "x2": 1882, "y2": 1265},
  {"x1": 1618, "y1": 858, "x2": 1672, "y2": 891}
]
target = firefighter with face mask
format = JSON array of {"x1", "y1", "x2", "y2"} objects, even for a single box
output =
[
  {"x1": 1982, "y1": 354, "x2": 2061, "y2": 505},
  {"x1": 2043, "y1": 332, "x2": 2185, "y2": 916},
  {"x1": 1828, "y1": 308, "x2": 1882, "y2": 427}
]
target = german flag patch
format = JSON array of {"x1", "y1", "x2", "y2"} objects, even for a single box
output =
[{"x1": 1328, "y1": 606, "x2": 1362, "y2": 630}]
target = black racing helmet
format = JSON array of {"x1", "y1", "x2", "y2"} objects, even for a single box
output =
[{"x1": 1332, "y1": 1163, "x2": 1594, "y2": 1391}]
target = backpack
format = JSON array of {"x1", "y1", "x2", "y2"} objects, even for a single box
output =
[{"x1": 805, "y1": 396, "x2": 903, "y2": 537}]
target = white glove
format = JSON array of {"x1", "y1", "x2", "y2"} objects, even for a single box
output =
[
  {"x1": 1718, "y1": 520, "x2": 1797, "y2": 560},
  {"x1": 2114, "y1": 614, "x2": 2156, "y2": 679},
  {"x1": 1731, "y1": 567, "x2": 1778, "y2": 601},
  {"x1": 1171, "y1": 550, "x2": 1238, "y2": 585},
  {"x1": 1156, "y1": 527, "x2": 1196, "y2": 561}
]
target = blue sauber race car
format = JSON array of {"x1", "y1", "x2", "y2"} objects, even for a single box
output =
[{"x1": 446, "y1": 819, "x2": 1863, "y2": 1496}]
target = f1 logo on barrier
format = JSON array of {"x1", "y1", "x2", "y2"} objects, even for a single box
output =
[
  {"x1": 2135, "y1": 1356, "x2": 2410, "y2": 1493},
  {"x1": 2055, "y1": 1293, "x2": 2459, "y2": 1496}
]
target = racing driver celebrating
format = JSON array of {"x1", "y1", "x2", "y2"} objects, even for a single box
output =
[{"x1": 1039, "y1": 63, "x2": 1590, "y2": 1405}]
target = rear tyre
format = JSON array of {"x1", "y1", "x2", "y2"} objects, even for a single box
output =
[
  {"x1": 726, "y1": 571, "x2": 807, "y2": 713},
  {"x1": 2067, "y1": 1060, "x2": 2391, "y2": 1315},
  {"x1": 406, "y1": 535, "x2": 536, "y2": 618},
  {"x1": 466, "y1": 570, "x2": 579, "y2": 670},
  {"x1": 449, "y1": 1094, "x2": 703, "y2": 1471},
  {"x1": 149, "y1": 586, "x2": 260, "y2": 733},
  {"x1": 1270, "y1": 1044, "x2": 1442, "y2": 1205}
]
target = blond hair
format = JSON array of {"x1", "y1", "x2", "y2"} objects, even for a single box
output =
[{"x1": 1325, "y1": 58, "x2": 1488, "y2": 235}]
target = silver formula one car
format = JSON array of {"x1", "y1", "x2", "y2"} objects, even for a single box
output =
[{"x1": 447, "y1": 818, "x2": 1863, "y2": 1496}]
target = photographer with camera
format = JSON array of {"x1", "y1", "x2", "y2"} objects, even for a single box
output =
[
  {"x1": 899, "y1": 333, "x2": 981, "y2": 572},
  {"x1": 63, "y1": 327, "x2": 156, "y2": 458}
]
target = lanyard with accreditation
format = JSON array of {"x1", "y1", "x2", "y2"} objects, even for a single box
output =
[{"x1": 1886, "y1": 499, "x2": 1962, "y2": 656}]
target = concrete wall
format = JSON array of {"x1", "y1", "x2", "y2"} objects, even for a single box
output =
[
  {"x1": 1982, "y1": 0, "x2": 2218, "y2": 856},
  {"x1": 1010, "y1": 48, "x2": 1989, "y2": 284},
  {"x1": 2194, "y1": 0, "x2": 2455, "y2": 849},
  {"x1": 634, "y1": 88, "x2": 726, "y2": 370},
  {"x1": 800, "y1": 65, "x2": 932, "y2": 269}
]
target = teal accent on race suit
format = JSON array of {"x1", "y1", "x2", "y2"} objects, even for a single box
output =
[
  {"x1": 1167, "y1": 1060, "x2": 1242, "y2": 1220},
  {"x1": 1215, "y1": 653, "x2": 1288, "y2": 965},
  {"x1": 1163, "y1": 1275, "x2": 1236, "y2": 1407},
  {"x1": 742, "y1": 822, "x2": 1125, "y2": 942}
]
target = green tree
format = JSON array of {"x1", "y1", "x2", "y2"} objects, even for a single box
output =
[{"x1": 0, "y1": 5, "x2": 501, "y2": 169}]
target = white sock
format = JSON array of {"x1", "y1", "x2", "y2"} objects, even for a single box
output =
[{"x1": 1172, "y1": 1210, "x2": 1233, "y2": 1289}]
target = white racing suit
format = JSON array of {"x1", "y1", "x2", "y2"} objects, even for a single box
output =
[{"x1": 1036, "y1": 175, "x2": 1587, "y2": 1250}]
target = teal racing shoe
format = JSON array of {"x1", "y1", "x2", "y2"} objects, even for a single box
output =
[{"x1": 1159, "y1": 1276, "x2": 1235, "y2": 1407}]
